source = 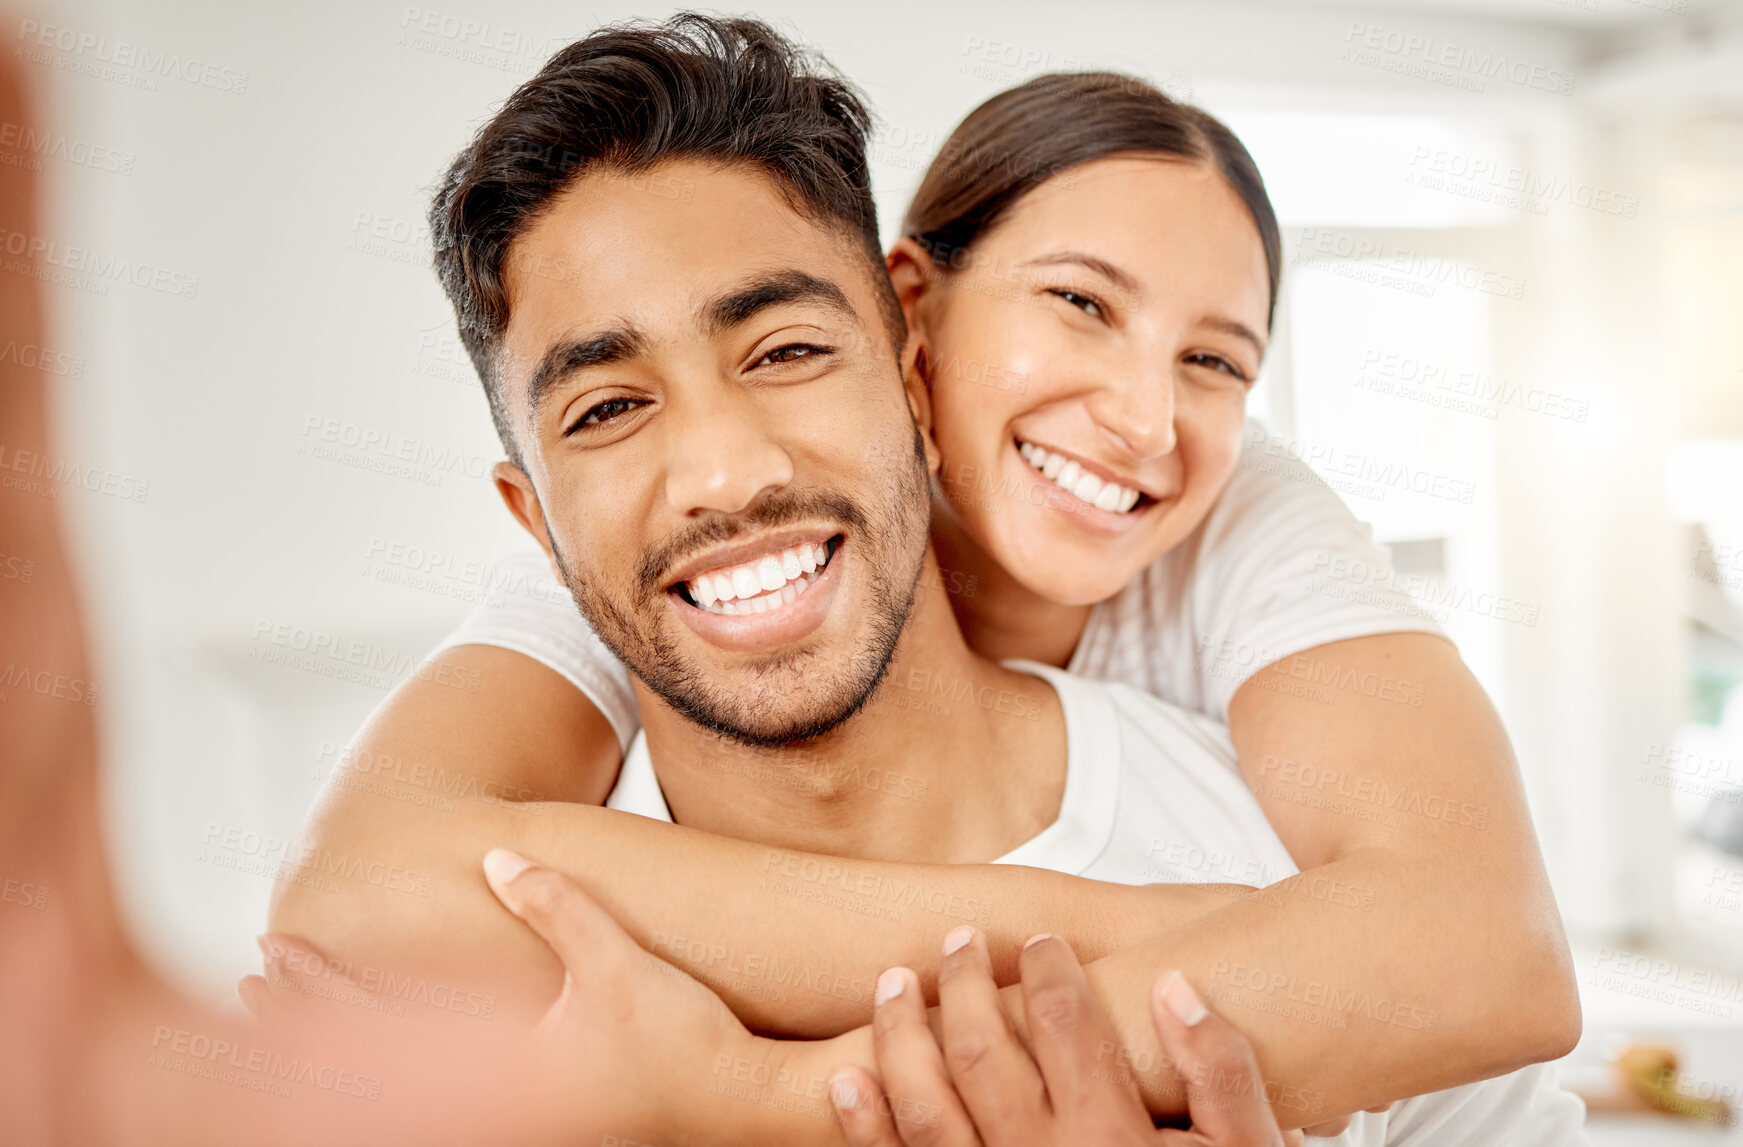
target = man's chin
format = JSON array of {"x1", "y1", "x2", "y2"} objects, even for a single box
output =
[
  {"x1": 647, "y1": 599, "x2": 906, "y2": 748},
  {"x1": 656, "y1": 666, "x2": 888, "y2": 749}
]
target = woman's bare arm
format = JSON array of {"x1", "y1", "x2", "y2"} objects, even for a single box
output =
[
  {"x1": 273, "y1": 631, "x2": 1576, "y2": 1122},
  {"x1": 766, "y1": 634, "x2": 1586, "y2": 1129}
]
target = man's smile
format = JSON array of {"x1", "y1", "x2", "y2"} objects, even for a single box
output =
[
  {"x1": 675, "y1": 535, "x2": 840, "y2": 615},
  {"x1": 668, "y1": 531, "x2": 847, "y2": 653}
]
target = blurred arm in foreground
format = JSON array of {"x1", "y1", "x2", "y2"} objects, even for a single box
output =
[{"x1": 0, "y1": 43, "x2": 779, "y2": 1147}]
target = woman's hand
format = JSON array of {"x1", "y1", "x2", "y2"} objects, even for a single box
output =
[{"x1": 828, "y1": 927, "x2": 1337, "y2": 1146}]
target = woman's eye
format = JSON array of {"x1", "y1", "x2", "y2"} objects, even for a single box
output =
[
  {"x1": 756, "y1": 343, "x2": 834, "y2": 367},
  {"x1": 1049, "y1": 289, "x2": 1103, "y2": 319},
  {"x1": 1187, "y1": 353, "x2": 1250, "y2": 383},
  {"x1": 570, "y1": 397, "x2": 644, "y2": 433}
]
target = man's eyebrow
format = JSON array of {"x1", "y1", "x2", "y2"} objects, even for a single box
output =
[
  {"x1": 522, "y1": 271, "x2": 855, "y2": 425},
  {"x1": 525, "y1": 326, "x2": 647, "y2": 424},
  {"x1": 1016, "y1": 250, "x2": 1141, "y2": 294},
  {"x1": 701, "y1": 269, "x2": 856, "y2": 335}
]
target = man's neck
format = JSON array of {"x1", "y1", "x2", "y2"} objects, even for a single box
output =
[{"x1": 633, "y1": 548, "x2": 1067, "y2": 864}]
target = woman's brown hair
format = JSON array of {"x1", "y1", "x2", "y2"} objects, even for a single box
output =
[{"x1": 902, "y1": 72, "x2": 1282, "y2": 330}]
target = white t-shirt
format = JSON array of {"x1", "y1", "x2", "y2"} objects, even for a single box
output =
[
  {"x1": 606, "y1": 662, "x2": 1588, "y2": 1147},
  {"x1": 430, "y1": 423, "x2": 1446, "y2": 754}
]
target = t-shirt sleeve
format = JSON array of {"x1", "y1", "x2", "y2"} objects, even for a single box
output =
[
  {"x1": 425, "y1": 548, "x2": 641, "y2": 754},
  {"x1": 1184, "y1": 428, "x2": 1447, "y2": 721},
  {"x1": 1380, "y1": 1064, "x2": 1590, "y2": 1147}
]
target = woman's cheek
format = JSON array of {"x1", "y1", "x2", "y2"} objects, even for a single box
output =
[{"x1": 1180, "y1": 391, "x2": 1248, "y2": 478}]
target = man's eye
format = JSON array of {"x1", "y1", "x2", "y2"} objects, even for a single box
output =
[
  {"x1": 755, "y1": 343, "x2": 834, "y2": 367},
  {"x1": 1186, "y1": 353, "x2": 1251, "y2": 383},
  {"x1": 1048, "y1": 289, "x2": 1104, "y2": 319},
  {"x1": 570, "y1": 397, "x2": 645, "y2": 433}
]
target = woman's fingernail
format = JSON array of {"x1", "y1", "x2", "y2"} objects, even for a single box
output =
[
  {"x1": 482, "y1": 848, "x2": 534, "y2": 891},
  {"x1": 1160, "y1": 970, "x2": 1208, "y2": 1026},
  {"x1": 875, "y1": 968, "x2": 906, "y2": 1006},
  {"x1": 1023, "y1": 932, "x2": 1055, "y2": 950},
  {"x1": 942, "y1": 925, "x2": 975, "y2": 956},
  {"x1": 829, "y1": 1072, "x2": 859, "y2": 1110}
]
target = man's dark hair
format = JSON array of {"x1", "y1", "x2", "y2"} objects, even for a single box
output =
[{"x1": 429, "y1": 12, "x2": 904, "y2": 464}]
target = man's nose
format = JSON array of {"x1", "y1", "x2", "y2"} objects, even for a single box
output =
[
  {"x1": 660, "y1": 385, "x2": 795, "y2": 515},
  {"x1": 1086, "y1": 366, "x2": 1177, "y2": 461}
]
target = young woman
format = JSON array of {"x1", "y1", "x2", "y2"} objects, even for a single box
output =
[{"x1": 329, "y1": 70, "x2": 1578, "y2": 1130}]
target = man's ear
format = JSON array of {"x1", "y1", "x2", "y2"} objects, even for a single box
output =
[
  {"x1": 888, "y1": 238, "x2": 944, "y2": 478},
  {"x1": 885, "y1": 237, "x2": 938, "y2": 332},
  {"x1": 902, "y1": 346, "x2": 943, "y2": 479},
  {"x1": 492, "y1": 461, "x2": 562, "y2": 574}
]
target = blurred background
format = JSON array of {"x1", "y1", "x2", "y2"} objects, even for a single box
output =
[{"x1": 15, "y1": 0, "x2": 1743, "y2": 1139}]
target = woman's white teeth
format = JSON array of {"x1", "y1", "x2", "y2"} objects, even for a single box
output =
[
  {"x1": 685, "y1": 542, "x2": 831, "y2": 615},
  {"x1": 1018, "y1": 441, "x2": 1141, "y2": 513}
]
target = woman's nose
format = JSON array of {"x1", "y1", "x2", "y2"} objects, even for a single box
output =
[{"x1": 1087, "y1": 371, "x2": 1177, "y2": 461}]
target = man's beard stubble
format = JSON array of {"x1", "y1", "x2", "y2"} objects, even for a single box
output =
[{"x1": 549, "y1": 426, "x2": 932, "y2": 749}]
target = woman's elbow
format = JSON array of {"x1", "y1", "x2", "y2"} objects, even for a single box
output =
[
  {"x1": 1523, "y1": 954, "x2": 1583, "y2": 1063},
  {"x1": 1479, "y1": 930, "x2": 1583, "y2": 1070}
]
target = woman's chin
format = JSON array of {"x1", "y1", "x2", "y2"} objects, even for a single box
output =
[
  {"x1": 1007, "y1": 554, "x2": 1138, "y2": 609},
  {"x1": 985, "y1": 510, "x2": 1152, "y2": 606}
]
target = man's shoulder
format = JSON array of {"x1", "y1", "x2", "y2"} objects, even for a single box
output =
[
  {"x1": 1040, "y1": 662, "x2": 1225, "y2": 736},
  {"x1": 1045, "y1": 665, "x2": 1237, "y2": 772}
]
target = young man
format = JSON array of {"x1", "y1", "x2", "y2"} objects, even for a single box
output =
[{"x1": 270, "y1": 15, "x2": 1585, "y2": 1143}]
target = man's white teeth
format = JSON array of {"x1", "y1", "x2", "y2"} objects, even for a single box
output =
[
  {"x1": 1018, "y1": 442, "x2": 1141, "y2": 513},
  {"x1": 732, "y1": 567, "x2": 760, "y2": 600},
  {"x1": 685, "y1": 541, "x2": 831, "y2": 615}
]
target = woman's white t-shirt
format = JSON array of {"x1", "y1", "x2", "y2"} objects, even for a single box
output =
[{"x1": 430, "y1": 424, "x2": 1446, "y2": 752}]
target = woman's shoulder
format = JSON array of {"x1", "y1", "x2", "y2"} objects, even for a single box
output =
[
  {"x1": 1079, "y1": 421, "x2": 1442, "y2": 718},
  {"x1": 1099, "y1": 422, "x2": 1372, "y2": 609},
  {"x1": 427, "y1": 546, "x2": 642, "y2": 747},
  {"x1": 1203, "y1": 422, "x2": 1366, "y2": 548}
]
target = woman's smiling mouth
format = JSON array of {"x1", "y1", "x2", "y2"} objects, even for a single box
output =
[{"x1": 1016, "y1": 439, "x2": 1145, "y2": 514}]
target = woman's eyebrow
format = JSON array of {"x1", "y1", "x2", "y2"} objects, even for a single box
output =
[
  {"x1": 1016, "y1": 250, "x2": 1140, "y2": 293},
  {"x1": 1199, "y1": 315, "x2": 1266, "y2": 358}
]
